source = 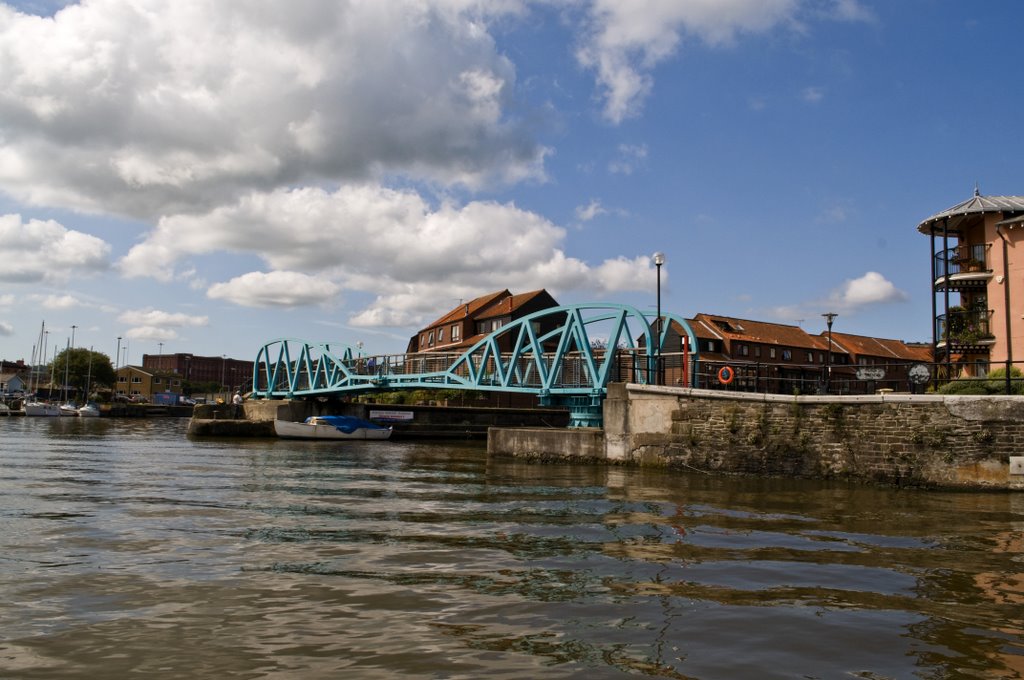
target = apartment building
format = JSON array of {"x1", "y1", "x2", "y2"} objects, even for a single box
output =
[
  {"x1": 407, "y1": 289, "x2": 561, "y2": 354},
  {"x1": 918, "y1": 189, "x2": 1024, "y2": 377},
  {"x1": 684, "y1": 314, "x2": 930, "y2": 394}
]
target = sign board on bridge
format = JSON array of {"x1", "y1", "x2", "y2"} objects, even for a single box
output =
[
  {"x1": 370, "y1": 410, "x2": 414, "y2": 422},
  {"x1": 855, "y1": 367, "x2": 886, "y2": 381}
]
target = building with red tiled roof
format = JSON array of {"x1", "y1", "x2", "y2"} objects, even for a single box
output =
[
  {"x1": 684, "y1": 313, "x2": 932, "y2": 394},
  {"x1": 406, "y1": 289, "x2": 561, "y2": 354},
  {"x1": 687, "y1": 313, "x2": 845, "y2": 393}
]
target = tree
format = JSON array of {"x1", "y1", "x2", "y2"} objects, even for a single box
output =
[{"x1": 50, "y1": 348, "x2": 116, "y2": 399}]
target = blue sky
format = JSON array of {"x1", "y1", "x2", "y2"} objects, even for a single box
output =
[{"x1": 1, "y1": 0, "x2": 1021, "y2": 365}]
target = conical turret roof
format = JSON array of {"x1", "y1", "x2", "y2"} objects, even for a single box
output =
[{"x1": 918, "y1": 188, "x2": 1024, "y2": 234}]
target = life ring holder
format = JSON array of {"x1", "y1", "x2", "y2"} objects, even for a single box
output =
[{"x1": 717, "y1": 366, "x2": 735, "y2": 385}]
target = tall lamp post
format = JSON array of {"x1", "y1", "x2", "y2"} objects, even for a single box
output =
[
  {"x1": 822, "y1": 312, "x2": 838, "y2": 394},
  {"x1": 653, "y1": 252, "x2": 665, "y2": 385}
]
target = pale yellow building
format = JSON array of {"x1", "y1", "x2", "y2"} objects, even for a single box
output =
[{"x1": 115, "y1": 365, "x2": 183, "y2": 402}]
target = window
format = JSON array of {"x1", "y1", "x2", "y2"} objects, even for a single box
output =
[
  {"x1": 782, "y1": 350, "x2": 792, "y2": 361},
  {"x1": 131, "y1": 376, "x2": 142, "y2": 383},
  {"x1": 421, "y1": 333, "x2": 428, "y2": 346},
  {"x1": 438, "y1": 328, "x2": 445, "y2": 343},
  {"x1": 754, "y1": 346, "x2": 761, "y2": 358},
  {"x1": 807, "y1": 352, "x2": 814, "y2": 362},
  {"x1": 428, "y1": 331, "x2": 434, "y2": 346},
  {"x1": 154, "y1": 377, "x2": 163, "y2": 385},
  {"x1": 769, "y1": 348, "x2": 776, "y2": 359},
  {"x1": 819, "y1": 353, "x2": 824, "y2": 363},
  {"x1": 739, "y1": 344, "x2": 749, "y2": 357},
  {"x1": 451, "y1": 324, "x2": 460, "y2": 341}
]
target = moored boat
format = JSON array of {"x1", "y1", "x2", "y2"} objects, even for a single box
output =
[
  {"x1": 24, "y1": 401, "x2": 61, "y2": 417},
  {"x1": 77, "y1": 403, "x2": 101, "y2": 417},
  {"x1": 59, "y1": 402, "x2": 79, "y2": 416},
  {"x1": 274, "y1": 415, "x2": 392, "y2": 440}
]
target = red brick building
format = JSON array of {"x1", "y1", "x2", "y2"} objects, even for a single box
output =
[{"x1": 142, "y1": 353, "x2": 254, "y2": 391}]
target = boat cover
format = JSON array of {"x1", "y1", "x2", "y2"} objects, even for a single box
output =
[{"x1": 304, "y1": 415, "x2": 390, "y2": 433}]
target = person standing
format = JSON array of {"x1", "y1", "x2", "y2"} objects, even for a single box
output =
[{"x1": 232, "y1": 391, "x2": 243, "y2": 418}]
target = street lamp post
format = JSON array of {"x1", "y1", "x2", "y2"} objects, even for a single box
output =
[
  {"x1": 653, "y1": 252, "x2": 665, "y2": 385},
  {"x1": 822, "y1": 312, "x2": 838, "y2": 394}
]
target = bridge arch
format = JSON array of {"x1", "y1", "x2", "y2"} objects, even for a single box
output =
[{"x1": 252, "y1": 302, "x2": 699, "y2": 426}]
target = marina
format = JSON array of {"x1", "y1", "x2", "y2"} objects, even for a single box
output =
[{"x1": 1, "y1": 416, "x2": 1021, "y2": 678}]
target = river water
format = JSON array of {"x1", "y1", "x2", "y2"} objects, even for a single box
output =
[{"x1": 1, "y1": 417, "x2": 1022, "y2": 679}]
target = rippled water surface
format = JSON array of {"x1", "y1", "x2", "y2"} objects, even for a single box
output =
[{"x1": 1, "y1": 417, "x2": 1022, "y2": 679}]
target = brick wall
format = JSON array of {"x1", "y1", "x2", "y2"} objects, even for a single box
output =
[{"x1": 604, "y1": 383, "x2": 1024, "y2": 490}]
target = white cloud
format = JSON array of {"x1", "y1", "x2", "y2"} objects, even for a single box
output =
[
  {"x1": 0, "y1": 1, "x2": 545, "y2": 219},
  {"x1": 801, "y1": 86, "x2": 825, "y2": 103},
  {"x1": 116, "y1": 308, "x2": 207, "y2": 343},
  {"x1": 575, "y1": 199, "x2": 607, "y2": 222},
  {"x1": 207, "y1": 271, "x2": 342, "y2": 308},
  {"x1": 832, "y1": 0, "x2": 875, "y2": 23},
  {"x1": 124, "y1": 326, "x2": 180, "y2": 343},
  {"x1": 0, "y1": 294, "x2": 14, "y2": 307},
  {"x1": 576, "y1": 0, "x2": 871, "y2": 123},
  {"x1": 0, "y1": 321, "x2": 13, "y2": 336},
  {"x1": 609, "y1": 143, "x2": 648, "y2": 175},
  {"x1": 0, "y1": 214, "x2": 110, "y2": 283},
  {"x1": 762, "y1": 271, "x2": 907, "y2": 325},
  {"x1": 577, "y1": 0, "x2": 801, "y2": 122},
  {"x1": 39, "y1": 294, "x2": 80, "y2": 310},
  {"x1": 118, "y1": 309, "x2": 209, "y2": 327},
  {"x1": 832, "y1": 271, "x2": 908, "y2": 308},
  {"x1": 118, "y1": 183, "x2": 657, "y2": 325}
]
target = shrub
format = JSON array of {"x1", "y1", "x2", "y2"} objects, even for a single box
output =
[
  {"x1": 937, "y1": 367, "x2": 1024, "y2": 395},
  {"x1": 937, "y1": 379, "x2": 990, "y2": 395},
  {"x1": 984, "y1": 367, "x2": 1024, "y2": 395}
]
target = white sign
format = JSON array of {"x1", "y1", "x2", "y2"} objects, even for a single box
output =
[
  {"x1": 908, "y1": 364, "x2": 931, "y2": 385},
  {"x1": 369, "y1": 409, "x2": 414, "y2": 422},
  {"x1": 855, "y1": 367, "x2": 886, "y2": 381}
]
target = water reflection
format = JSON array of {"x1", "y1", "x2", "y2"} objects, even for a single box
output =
[{"x1": 0, "y1": 417, "x2": 1021, "y2": 678}]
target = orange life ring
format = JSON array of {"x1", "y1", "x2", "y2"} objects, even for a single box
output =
[{"x1": 717, "y1": 366, "x2": 735, "y2": 385}]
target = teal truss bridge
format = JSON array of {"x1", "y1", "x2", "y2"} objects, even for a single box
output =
[{"x1": 252, "y1": 303, "x2": 699, "y2": 426}]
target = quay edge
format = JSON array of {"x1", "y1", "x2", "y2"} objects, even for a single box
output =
[
  {"x1": 488, "y1": 383, "x2": 1024, "y2": 491},
  {"x1": 187, "y1": 399, "x2": 570, "y2": 439}
]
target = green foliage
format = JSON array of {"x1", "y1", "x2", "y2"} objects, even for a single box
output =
[
  {"x1": 936, "y1": 379, "x2": 990, "y2": 395},
  {"x1": 50, "y1": 348, "x2": 115, "y2": 396},
  {"x1": 984, "y1": 367, "x2": 1024, "y2": 395},
  {"x1": 938, "y1": 367, "x2": 1024, "y2": 395}
]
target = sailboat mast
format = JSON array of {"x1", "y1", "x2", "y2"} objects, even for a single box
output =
[{"x1": 62, "y1": 338, "x2": 70, "y2": 403}]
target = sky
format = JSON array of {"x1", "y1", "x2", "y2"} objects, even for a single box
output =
[{"x1": 1, "y1": 0, "x2": 1022, "y2": 365}]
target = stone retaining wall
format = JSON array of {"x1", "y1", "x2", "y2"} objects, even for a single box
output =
[{"x1": 605, "y1": 383, "x2": 1024, "y2": 490}]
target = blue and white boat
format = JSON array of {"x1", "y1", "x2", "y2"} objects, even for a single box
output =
[{"x1": 274, "y1": 415, "x2": 392, "y2": 440}]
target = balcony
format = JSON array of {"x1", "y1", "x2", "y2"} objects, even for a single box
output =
[
  {"x1": 935, "y1": 308, "x2": 995, "y2": 350},
  {"x1": 933, "y1": 243, "x2": 991, "y2": 290}
]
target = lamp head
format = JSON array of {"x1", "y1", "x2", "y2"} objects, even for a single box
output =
[{"x1": 653, "y1": 252, "x2": 665, "y2": 266}]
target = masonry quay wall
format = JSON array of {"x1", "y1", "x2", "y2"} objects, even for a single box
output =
[{"x1": 491, "y1": 383, "x2": 1024, "y2": 490}]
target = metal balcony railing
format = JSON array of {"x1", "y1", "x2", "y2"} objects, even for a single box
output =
[
  {"x1": 935, "y1": 308, "x2": 993, "y2": 346},
  {"x1": 934, "y1": 243, "x2": 990, "y2": 278}
]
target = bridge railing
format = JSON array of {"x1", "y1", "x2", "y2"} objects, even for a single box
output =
[{"x1": 253, "y1": 303, "x2": 703, "y2": 401}]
